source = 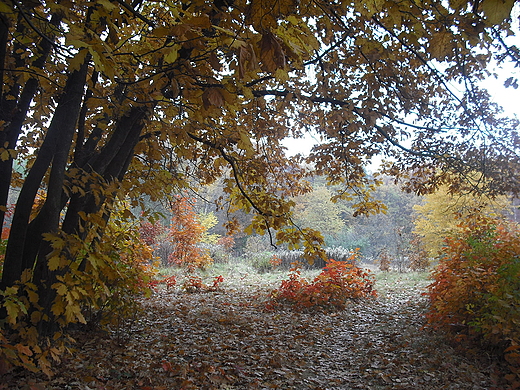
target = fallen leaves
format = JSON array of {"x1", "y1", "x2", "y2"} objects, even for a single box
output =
[{"x1": 2, "y1": 272, "x2": 502, "y2": 389}]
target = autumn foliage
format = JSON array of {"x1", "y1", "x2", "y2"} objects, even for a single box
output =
[
  {"x1": 0, "y1": 0, "x2": 519, "y2": 382},
  {"x1": 270, "y1": 251, "x2": 376, "y2": 311},
  {"x1": 0, "y1": 204, "x2": 156, "y2": 375},
  {"x1": 425, "y1": 213, "x2": 520, "y2": 385},
  {"x1": 167, "y1": 195, "x2": 213, "y2": 272}
]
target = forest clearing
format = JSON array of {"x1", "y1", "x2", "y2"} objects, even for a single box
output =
[
  {"x1": 1, "y1": 266, "x2": 508, "y2": 389},
  {"x1": 1, "y1": 1, "x2": 520, "y2": 389}
]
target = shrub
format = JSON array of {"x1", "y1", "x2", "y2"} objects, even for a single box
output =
[
  {"x1": 408, "y1": 235, "x2": 430, "y2": 271},
  {"x1": 425, "y1": 213, "x2": 520, "y2": 386},
  {"x1": 275, "y1": 246, "x2": 359, "y2": 269},
  {"x1": 248, "y1": 251, "x2": 279, "y2": 273},
  {"x1": 167, "y1": 195, "x2": 214, "y2": 272},
  {"x1": 270, "y1": 250, "x2": 376, "y2": 311},
  {"x1": 182, "y1": 275, "x2": 224, "y2": 293},
  {"x1": 0, "y1": 203, "x2": 157, "y2": 376},
  {"x1": 376, "y1": 248, "x2": 392, "y2": 272}
]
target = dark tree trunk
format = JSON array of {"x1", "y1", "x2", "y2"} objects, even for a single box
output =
[
  {"x1": 0, "y1": 12, "x2": 58, "y2": 240},
  {"x1": 0, "y1": 12, "x2": 10, "y2": 236},
  {"x1": 1, "y1": 56, "x2": 89, "y2": 289},
  {"x1": 62, "y1": 105, "x2": 151, "y2": 239}
]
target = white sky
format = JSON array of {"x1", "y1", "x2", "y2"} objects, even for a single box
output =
[
  {"x1": 283, "y1": 8, "x2": 520, "y2": 158},
  {"x1": 282, "y1": 68, "x2": 520, "y2": 158}
]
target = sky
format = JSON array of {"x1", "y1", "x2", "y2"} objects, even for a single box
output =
[
  {"x1": 283, "y1": 8, "x2": 520, "y2": 158},
  {"x1": 282, "y1": 60, "x2": 520, "y2": 159}
]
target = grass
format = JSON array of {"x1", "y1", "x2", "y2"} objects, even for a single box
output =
[{"x1": 155, "y1": 257, "x2": 432, "y2": 296}]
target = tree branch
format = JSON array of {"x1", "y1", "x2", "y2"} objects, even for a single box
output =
[
  {"x1": 115, "y1": 0, "x2": 155, "y2": 28},
  {"x1": 12, "y1": 0, "x2": 58, "y2": 48},
  {"x1": 185, "y1": 131, "x2": 284, "y2": 219}
]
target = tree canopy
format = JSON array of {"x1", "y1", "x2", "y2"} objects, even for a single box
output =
[
  {"x1": 0, "y1": 0, "x2": 519, "y2": 331},
  {"x1": 413, "y1": 185, "x2": 513, "y2": 256}
]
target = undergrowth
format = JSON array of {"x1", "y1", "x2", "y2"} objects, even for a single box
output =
[{"x1": 425, "y1": 213, "x2": 520, "y2": 387}]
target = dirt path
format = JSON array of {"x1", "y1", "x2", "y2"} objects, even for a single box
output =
[{"x1": 3, "y1": 279, "x2": 502, "y2": 389}]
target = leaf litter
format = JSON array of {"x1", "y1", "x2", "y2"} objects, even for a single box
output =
[{"x1": 2, "y1": 272, "x2": 504, "y2": 389}]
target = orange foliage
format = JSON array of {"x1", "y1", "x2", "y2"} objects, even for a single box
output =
[
  {"x1": 270, "y1": 255, "x2": 282, "y2": 269},
  {"x1": 139, "y1": 220, "x2": 165, "y2": 247},
  {"x1": 168, "y1": 195, "x2": 213, "y2": 272},
  {"x1": 425, "y1": 213, "x2": 520, "y2": 386},
  {"x1": 270, "y1": 250, "x2": 376, "y2": 310},
  {"x1": 217, "y1": 235, "x2": 235, "y2": 252},
  {"x1": 182, "y1": 275, "x2": 224, "y2": 293},
  {"x1": 149, "y1": 274, "x2": 177, "y2": 290}
]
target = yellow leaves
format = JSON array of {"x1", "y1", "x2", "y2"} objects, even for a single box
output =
[
  {"x1": 15, "y1": 343, "x2": 33, "y2": 357},
  {"x1": 1, "y1": 286, "x2": 28, "y2": 325},
  {"x1": 274, "y1": 21, "x2": 319, "y2": 66},
  {"x1": 413, "y1": 186, "x2": 513, "y2": 256},
  {"x1": 97, "y1": 0, "x2": 117, "y2": 11},
  {"x1": 121, "y1": 208, "x2": 135, "y2": 220},
  {"x1": 355, "y1": 37, "x2": 384, "y2": 62},
  {"x1": 164, "y1": 44, "x2": 180, "y2": 64},
  {"x1": 354, "y1": 0, "x2": 386, "y2": 17},
  {"x1": 42, "y1": 233, "x2": 65, "y2": 250},
  {"x1": 0, "y1": 148, "x2": 9, "y2": 161},
  {"x1": 449, "y1": 0, "x2": 468, "y2": 10},
  {"x1": 47, "y1": 256, "x2": 63, "y2": 271},
  {"x1": 276, "y1": 227, "x2": 302, "y2": 250},
  {"x1": 0, "y1": 2, "x2": 13, "y2": 14},
  {"x1": 51, "y1": 298, "x2": 65, "y2": 318},
  {"x1": 481, "y1": 0, "x2": 516, "y2": 25},
  {"x1": 68, "y1": 49, "x2": 89, "y2": 72},
  {"x1": 0, "y1": 146, "x2": 17, "y2": 161},
  {"x1": 90, "y1": 46, "x2": 116, "y2": 79},
  {"x1": 152, "y1": 26, "x2": 171, "y2": 38},
  {"x1": 52, "y1": 277, "x2": 87, "y2": 324},
  {"x1": 55, "y1": 283, "x2": 68, "y2": 297},
  {"x1": 237, "y1": 130, "x2": 255, "y2": 158},
  {"x1": 246, "y1": 0, "x2": 298, "y2": 29}
]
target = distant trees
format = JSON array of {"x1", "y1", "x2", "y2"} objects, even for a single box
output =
[
  {"x1": 292, "y1": 186, "x2": 346, "y2": 238},
  {"x1": 413, "y1": 187, "x2": 514, "y2": 257}
]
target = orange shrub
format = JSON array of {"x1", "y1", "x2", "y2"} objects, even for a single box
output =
[
  {"x1": 425, "y1": 213, "x2": 520, "y2": 386},
  {"x1": 270, "y1": 251, "x2": 376, "y2": 310},
  {"x1": 182, "y1": 275, "x2": 224, "y2": 293},
  {"x1": 168, "y1": 195, "x2": 213, "y2": 272}
]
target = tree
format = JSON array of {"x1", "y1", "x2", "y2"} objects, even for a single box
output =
[
  {"x1": 325, "y1": 177, "x2": 421, "y2": 259},
  {"x1": 167, "y1": 195, "x2": 214, "y2": 271},
  {"x1": 0, "y1": 0, "x2": 519, "y2": 340},
  {"x1": 413, "y1": 186, "x2": 513, "y2": 256},
  {"x1": 292, "y1": 186, "x2": 345, "y2": 240}
]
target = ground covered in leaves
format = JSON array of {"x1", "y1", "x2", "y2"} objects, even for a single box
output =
[{"x1": 2, "y1": 270, "x2": 508, "y2": 389}]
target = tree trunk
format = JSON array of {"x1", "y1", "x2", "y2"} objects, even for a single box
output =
[
  {"x1": 1, "y1": 56, "x2": 89, "y2": 289},
  {"x1": 61, "y1": 105, "x2": 151, "y2": 239},
  {"x1": 0, "y1": 12, "x2": 58, "y2": 239}
]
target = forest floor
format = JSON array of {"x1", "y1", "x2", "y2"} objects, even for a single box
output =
[{"x1": 2, "y1": 265, "x2": 510, "y2": 390}]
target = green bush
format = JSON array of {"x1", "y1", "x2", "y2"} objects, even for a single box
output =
[{"x1": 248, "y1": 251, "x2": 278, "y2": 273}]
